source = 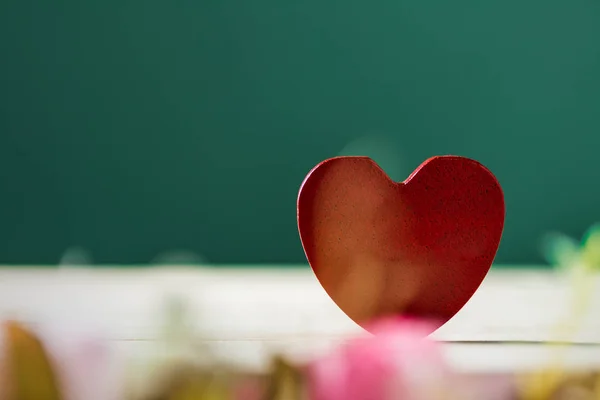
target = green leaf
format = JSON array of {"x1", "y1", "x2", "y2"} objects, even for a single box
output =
[
  {"x1": 540, "y1": 232, "x2": 580, "y2": 268},
  {"x1": 581, "y1": 223, "x2": 600, "y2": 269}
]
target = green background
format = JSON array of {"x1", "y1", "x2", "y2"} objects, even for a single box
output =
[{"x1": 1, "y1": 0, "x2": 599, "y2": 265}]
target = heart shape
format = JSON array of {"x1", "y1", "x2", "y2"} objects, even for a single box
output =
[{"x1": 297, "y1": 156, "x2": 505, "y2": 333}]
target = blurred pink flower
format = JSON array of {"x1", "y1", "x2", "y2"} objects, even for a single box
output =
[
  {"x1": 52, "y1": 336, "x2": 123, "y2": 400},
  {"x1": 307, "y1": 317, "x2": 451, "y2": 400},
  {"x1": 29, "y1": 325, "x2": 123, "y2": 400}
]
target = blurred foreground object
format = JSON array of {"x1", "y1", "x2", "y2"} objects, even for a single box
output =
[
  {"x1": 309, "y1": 317, "x2": 517, "y2": 400},
  {"x1": 2, "y1": 321, "x2": 63, "y2": 400},
  {"x1": 520, "y1": 223, "x2": 600, "y2": 399},
  {"x1": 308, "y1": 318, "x2": 451, "y2": 400}
]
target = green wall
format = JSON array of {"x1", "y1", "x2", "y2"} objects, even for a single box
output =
[{"x1": 1, "y1": 0, "x2": 599, "y2": 265}]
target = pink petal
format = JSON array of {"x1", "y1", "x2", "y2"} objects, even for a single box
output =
[{"x1": 308, "y1": 317, "x2": 448, "y2": 400}]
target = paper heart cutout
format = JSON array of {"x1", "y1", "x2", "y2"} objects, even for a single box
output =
[{"x1": 297, "y1": 156, "x2": 505, "y2": 333}]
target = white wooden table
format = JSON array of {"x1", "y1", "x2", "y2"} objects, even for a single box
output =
[{"x1": 0, "y1": 266, "x2": 599, "y2": 374}]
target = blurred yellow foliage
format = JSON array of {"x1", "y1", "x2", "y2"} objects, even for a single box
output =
[{"x1": 2, "y1": 321, "x2": 63, "y2": 400}]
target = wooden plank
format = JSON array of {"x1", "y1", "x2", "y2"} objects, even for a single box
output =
[{"x1": 0, "y1": 266, "x2": 598, "y2": 373}]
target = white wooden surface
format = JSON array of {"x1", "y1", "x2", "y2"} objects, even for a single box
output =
[{"x1": 0, "y1": 266, "x2": 599, "y2": 373}]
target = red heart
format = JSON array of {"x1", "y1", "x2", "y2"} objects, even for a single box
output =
[{"x1": 297, "y1": 156, "x2": 505, "y2": 333}]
